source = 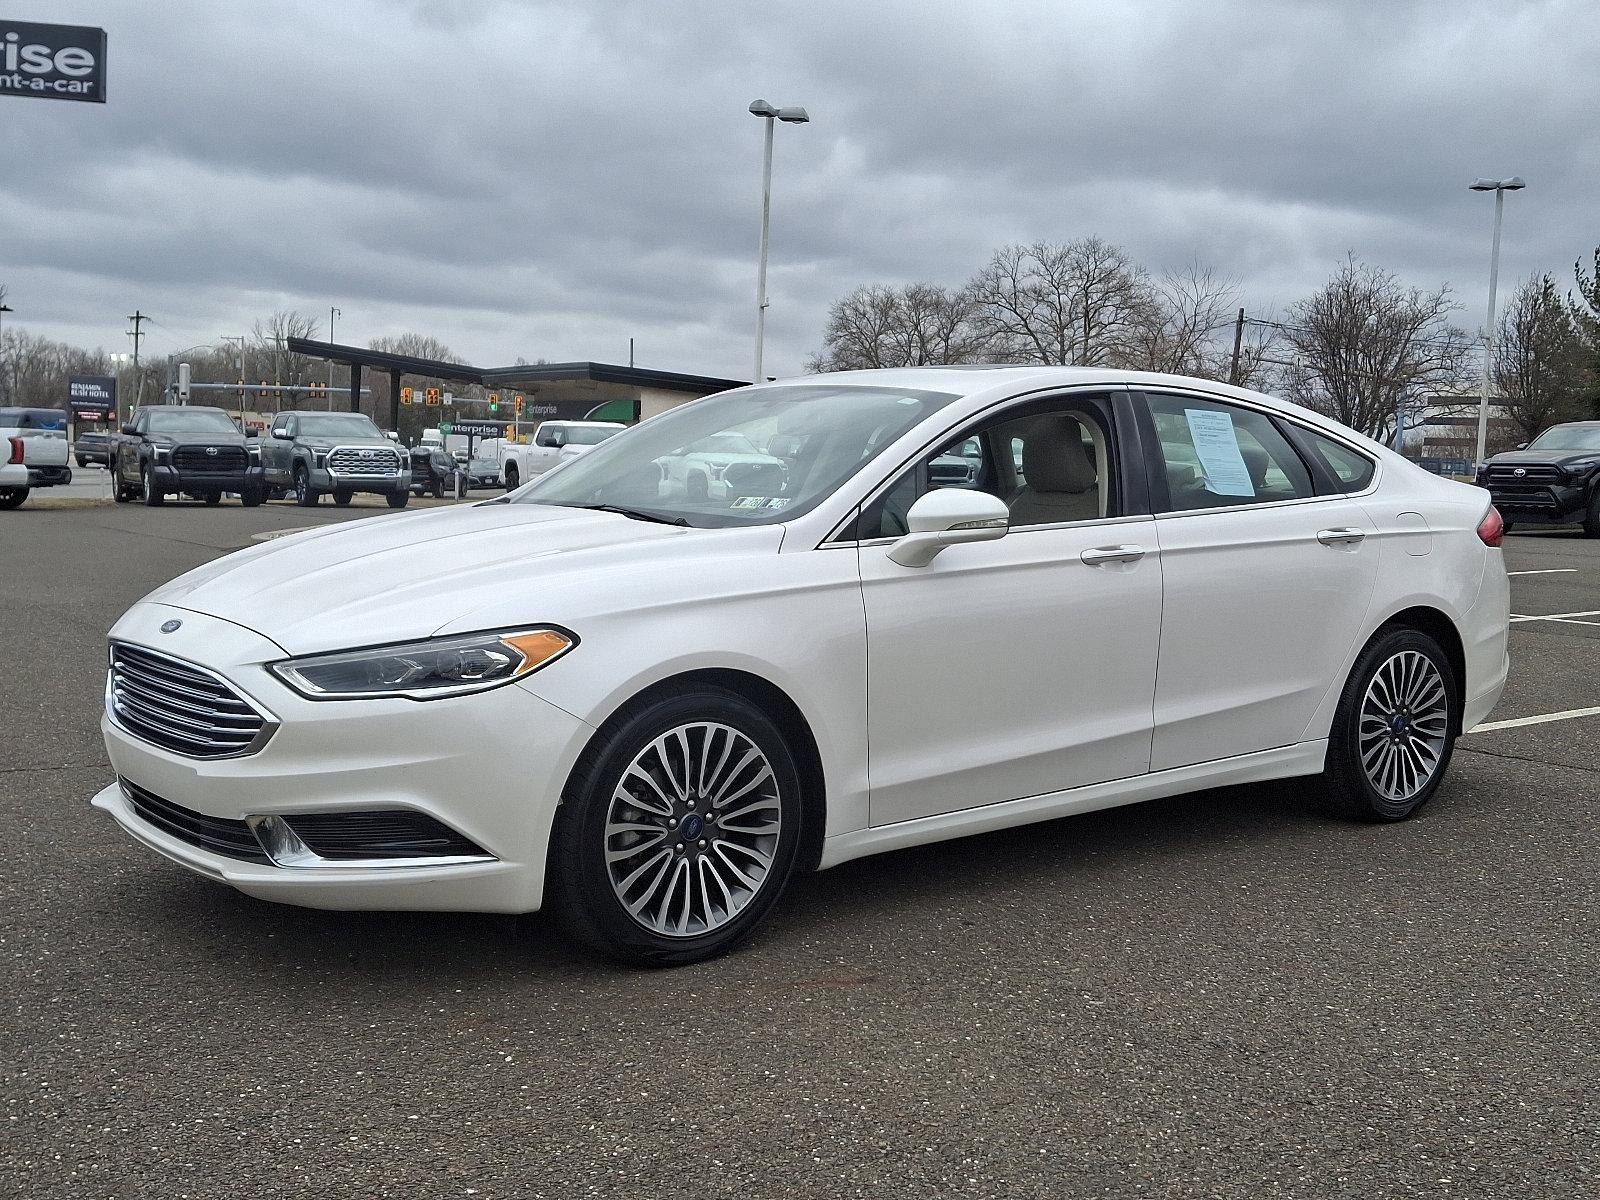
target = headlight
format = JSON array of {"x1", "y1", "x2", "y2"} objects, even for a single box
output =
[
  {"x1": 315, "y1": 451, "x2": 329, "y2": 467},
  {"x1": 1564, "y1": 460, "x2": 1598, "y2": 480},
  {"x1": 268, "y1": 628, "x2": 575, "y2": 700},
  {"x1": 247, "y1": 443, "x2": 261, "y2": 459},
  {"x1": 154, "y1": 446, "x2": 171, "y2": 460}
]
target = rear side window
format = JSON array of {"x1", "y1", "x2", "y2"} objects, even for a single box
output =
[
  {"x1": 1143, "y1": 393, "x2": 1314, "y2": 512},
  {"x1": 1300, "y1": 431, "x2": 1376, "y2": 492}
]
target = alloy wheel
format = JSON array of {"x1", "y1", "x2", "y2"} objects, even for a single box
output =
[
  {"x1": 604, "y1": 721, "x2": 782, "y2": 938},
  {"x1": 1358, "y1": 650, "x2": 1450, "y2": 803}
]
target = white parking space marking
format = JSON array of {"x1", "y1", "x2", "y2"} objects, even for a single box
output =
[
  {"x1": 1508, "y1": 609, "x2": 1600, "y2": 624},
  {"x1": 1471, "y1": 705, "x2": 1600, "y2": 733},
  {"x1": 1507, "y1": 569, "x2": 1579, "y2": 576}
]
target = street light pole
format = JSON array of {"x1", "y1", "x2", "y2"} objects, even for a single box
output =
[
  {"x1": 0, "y1": 302, "x2": 12, "y2": 403},
  {"x1": 1469, "y1": 176, "x2": 1525, "y2": 466},
  {"x1": 328, "y1": 307, "x2": 341, "y2": 410},
  {"x1": 748, "y1": 99, "x2": 810, "y2": 384}
]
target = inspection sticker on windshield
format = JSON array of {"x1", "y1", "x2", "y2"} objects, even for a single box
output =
[
  {"x1": 730, "y1": 496, "x2": 790, "y2": 510},
  {"x1": 1184, "y1": 408, "x2": 1255, "y2": 497}
]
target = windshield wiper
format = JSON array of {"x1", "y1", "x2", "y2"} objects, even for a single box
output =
[{"x1": 569, "y1": 503, "x2": 690, "y2": 527}]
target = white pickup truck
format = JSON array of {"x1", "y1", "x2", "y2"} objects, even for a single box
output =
[
  {"x1": 1, "y1": 407, "x2": 72, "y2": 509},
  {"x1": 498, "y1": 420, "x2": 625, "y2": 489}
]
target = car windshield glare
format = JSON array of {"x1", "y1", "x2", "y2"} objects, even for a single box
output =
[
  {"x1": 1527, "y1": 425, "x2": 1600, "y2": 452},
  {"x1": 564, "y1": 426, "x2": 621, "y2": 446},
  {"x1": 511, "y1": 383, "x2": 962, "y2": 527},
  {"x1": 145, "y1": 408, "x2": 239, "y2": 433},
  {"x1": 295, "y1": 413, "x2": 381, "y2": 437}
]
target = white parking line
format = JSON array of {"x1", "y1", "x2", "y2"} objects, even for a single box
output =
[
  {"x1": 1507, "y1": 569, "x2": 1578, "y2": 576},
  {"x1": 1508, "y1": 609, "x2": 1600, "y2": 624},
  {"x1": 1471, "y1": 705, "x2": 1600, "y2": 733}
]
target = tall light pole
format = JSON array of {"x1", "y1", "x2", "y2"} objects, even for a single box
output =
[
  {"x1": 0, "y1": 302, "x2": 12, "y2": 402},
  {"x1": 749, "y1": 99, "x2": 809, "y2": 383},
  {"x1": 328, "y1": 307, "x2": 342, "y2": 409},
  {"x1": 1469, "y1": 176, "x2": 1525, "y2": 465}
]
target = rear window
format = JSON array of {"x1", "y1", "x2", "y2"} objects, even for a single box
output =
[
  {"x1": 0, "y1": 408, "x2": 68, "y2": 431},
  {"x1": 1302, "y1": 431, "x2": 1376, "y2": 492}
]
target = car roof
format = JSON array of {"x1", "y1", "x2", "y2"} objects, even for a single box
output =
[{"x1": 139, "y1": 404, "x2": 228, "y2": 413}]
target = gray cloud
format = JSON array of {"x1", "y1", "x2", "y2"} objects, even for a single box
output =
[{"x1": 5, "y1": 0, "x2": 1595, "y2": 379}]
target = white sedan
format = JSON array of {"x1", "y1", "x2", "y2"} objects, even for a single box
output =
[{"x1": 94, "y1": 368, "x2": 1509, "y2": 965}]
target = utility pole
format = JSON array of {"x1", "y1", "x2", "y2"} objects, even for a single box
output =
[
  {"x1": 126, "y1": 310, "x2": 149, "y2": 418},
  {"x1": 1228, "y1": 307, "x2": 1245, "y2": 387},
  {"x1": 0, "y1": 301, "x2": 12, "y2": 403}
]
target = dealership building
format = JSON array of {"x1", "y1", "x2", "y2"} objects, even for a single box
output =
[{"x1": 287, "y1": 338, "x2": 745, "y2": 433}]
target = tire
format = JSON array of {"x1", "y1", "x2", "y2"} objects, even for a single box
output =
[
  {"x1": 1321, "y1": 627, "x2": 1459, "y2": 822},
  {"x1": 76, "y1": 456, "x2": 88, "y2": 469},
  {"x1": 386, "y1": 491, "x2": 409, "y2": 509},
  {"x1": 333, "y1": 490, "x2": 354, "y2": 506},
  {"x1": 142, "y1": 466, "x2": 164, "y2": 507},
  {"x1": 549, "y1": 686, "x2": 804, "y2": 966},
  {"x1": 1583, "y1": 492, "x2": 1600, "y2": 539},
  {"x1": 241, "y1": 487, "x2": 265, "y2": 508},
  {"x1": 431, "y1": 478, "x2": 445, "y2": 499},
  {"x1": 202, "y1": 492, "x2": 222, "y2": 506},
  {"x1": 0, "y1": 487, "x2": 27, "y2": 510},
  {"x1": 293, "y1": 465, "x2": 319, "y2": 507},
  {"x1": 113, "y1": 482, "x2": 131, "y2": 503},
  {"x1": 503, "y1": 462, "x2": 520, "y2": 490},
  {"x1": 686, "y1": 471, "x2": 710, "y2": 502}
]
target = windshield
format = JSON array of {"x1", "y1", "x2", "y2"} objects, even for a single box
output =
[
  {"x1": 0, "y1": 408, "x2": 67, "y2": 430},
  {"x1": 296, "y1": 413, "x2": 381, "y2": 438},
  {"x1": 1527, "y1": 425, "x2": 1600, "y2": 452},
  {"x1": 512, "y1": 383, "x2": 962, "y2": 527},
  {"x1": 145, "y1": 408, "x2": 239, "y2": 434},
  {"x1": 565, "y1": 426, "x2": 621, "y2": 446}
]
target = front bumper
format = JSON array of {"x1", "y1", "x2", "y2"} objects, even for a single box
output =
[
  {"x1": 310, "y1": 466, "x2": 410, "y2": 494},
  {"x1": 1484, "y1": 482, "x2": 1588, "y2": 523},
  {"x1": 94, "y1": 603, "x2": 594, "y2": 913},
  {"x1": 152, "y1": 463, "x2": 265, "y2": 494}
]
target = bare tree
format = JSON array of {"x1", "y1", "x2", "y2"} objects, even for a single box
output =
[
  {"x1": 807, "y1": 283, "x2": 986, "y2": 371},
  {"x1": 1495, "y1": 274, "x2": 1589, "y2": 441},
  {"x1": 1279, "y1": 256, "x2": 1471, "y2": 442},
  {"x1": 966, "y1": 238, "x2": 1150, "y2": 366},
  {"x1": 249, "y1": 310, "x2": 321, "y2": 389},
  {"x1": 1124, "y1": 264, "x2": 1239, "y2": 378},
  {"x1": 1571, "y1": 247, "x2": 1600, "y2": 418}
]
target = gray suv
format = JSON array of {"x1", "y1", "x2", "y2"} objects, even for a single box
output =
[{"x1": 260, "y1": 411, "x2": 410, "y2": 508}]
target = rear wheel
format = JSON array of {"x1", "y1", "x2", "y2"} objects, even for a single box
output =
[
  {"x1": 550, "y1": 687, "x2": 803, "y2": 966},
  {"x1": 503, "y1": 461, "x2": 520, "y2": 490},
  {"x1": 0, "y1": 487, "x2": 27, "y2": 510},
  {"x1": 1322, "y1": 627, "x2": 1458, "y2": 822},
  {"x1": 142, "y1": 466, "x2": 164, "y2": 506}
]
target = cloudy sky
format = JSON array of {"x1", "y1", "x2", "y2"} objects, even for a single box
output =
[{"x1": 7, "y1": 0, "x2": 1597, "y2": 381}]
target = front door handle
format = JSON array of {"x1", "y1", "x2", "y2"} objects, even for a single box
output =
[
  {"x1": 1317, "y1": 528, "x2": 1367, "y2": 546},
  {"x1": 1081, "y1": 544, "x2": 1146, "y2": 566}
]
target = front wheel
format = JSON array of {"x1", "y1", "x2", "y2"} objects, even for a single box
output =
[
  {"x1": 1583, "y1": 492, "x2": 1600, "y2": 538},
  {"x1": 385, "y1": 491, "x2": 409, "y2": 509},
  {"x1": 503, "y1": 462, "x2": 520, "y2": 490},
  {"x1": 0, "y1": 487, "x2": 27, "y2": 510},
  {"x1": 142, "y1": 466, "x2": 164, "y2": 506},
  {"x1": 1321, "y1": 627, "x2": 1458, "y2": 822},
  {"x1": 293, "y1": 466, "x2": 319, "y2": 507},
  {"x1": 549, "y1": 687, "x2": 804, "y2": 966},
  {"x1": 202, "y1": 492, "x2": 222, "y2": 506},
  {"x1": 333, "y1": 490, "x2": 354, "y2": 506}
]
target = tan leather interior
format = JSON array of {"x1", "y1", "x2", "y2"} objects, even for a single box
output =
[{"x1": 1007, "y1": 413, "x2": 1102, "y2": 526}]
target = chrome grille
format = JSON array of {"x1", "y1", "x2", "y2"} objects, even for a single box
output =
[
  {"x1": 327, "y1": 445, "x2": 402, "y2": 476},
  {"x1": 172, "y1": 444, "x2": 248, "y2": 472},
  {"x1": 108, "y1": 642, "x2": 273, "y2": 759}
]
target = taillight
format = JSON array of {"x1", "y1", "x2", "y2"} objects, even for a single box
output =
[
  {"x1": 1477, "y1": 505, "x2": 1504, "y2": 548},
  {"x1": 6, "y1": 436, "x2": 22, "y2": 466}
]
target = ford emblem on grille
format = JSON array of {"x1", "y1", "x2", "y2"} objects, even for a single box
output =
[
  {"x1": 160, "y1": 619, "x2": 182, "y2": 633},
  {"x1": 1513, "y1": 467, "x2": 1526, "y2": 477},
  {"x1": 206, "y1": 446, "x2": 219, "y2": 457}
]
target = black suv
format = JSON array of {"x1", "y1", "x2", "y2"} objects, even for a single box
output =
[
  {"x1": 1477, "y1": 421, "x2": 1600, "y2": 536},
  {"x1": 114, "y1": 405, "x2": 265, "y2": 507}
]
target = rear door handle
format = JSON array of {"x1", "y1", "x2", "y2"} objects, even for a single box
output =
[
  {"x1": 1317, "y1": 527, "x2": 1366, "y2": 546},
  {"x1": 1081, "y1": 544, "x2": 1146, "y2": 566}
]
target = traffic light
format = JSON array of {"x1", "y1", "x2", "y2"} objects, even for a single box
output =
[
  {"x1": 259, "y1": 380, "x2": 270, "y2": 401},
  {"x1": 401, "y1": 386, "x2": 414, "y2": 405},
  {"x1": 513, "y1": 394, "x2": 524, "y2": 415},
  {"x1": 487, "y1": 392, "x2": 500, "y2": 413},
  {"x1": 505, "y1": 424, "x2": 515, "y2": 440},
  {"x1": 425, "y1": 387, "x2": 442, "y2": 406}
]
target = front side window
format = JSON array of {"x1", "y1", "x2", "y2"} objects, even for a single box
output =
[
  {"x1": 1144, "y1": 394, "x2": 1313, "y2": 512},
  {"x1": 512, "y1": 384, "x2": 961, "y2": 528},
  {"x1": 856, "y1": 396, "x2": 1117, "y2": 539}
]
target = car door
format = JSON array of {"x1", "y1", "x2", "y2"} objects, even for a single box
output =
[
  {"x1": 116, "y1": 411, "x2": 144, "y2": 486},
  {"x1": 1134, "y1": 389, "x2": 1380, "y2": 770},
  {"x1": 264, "y1": 415, "x2": 293, "y2": 484},
  {"x1": 855, "y1": 391, "x2": 1163, "y2": 827}
]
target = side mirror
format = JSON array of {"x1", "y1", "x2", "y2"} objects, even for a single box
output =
[
  {"x1": 887, "y1": 489, "x2": 1010, "y2": 567},
  {"x1": 120, "y1": 423, "x2": 137, "y2": 436},
  {"x1": 244, "y1": 427, "x2": 259, "y2": 438},
  {"x1": 272, "y1": 428, "x2": 292, "y2": 440},
  {"x1": 1515, "y1": 441, "x2": 1528, "y2": 451}
]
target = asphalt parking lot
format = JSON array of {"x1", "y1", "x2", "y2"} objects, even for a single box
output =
[{"x1": 3, "y1": 504, "x2": 1596, "y2": 1199}]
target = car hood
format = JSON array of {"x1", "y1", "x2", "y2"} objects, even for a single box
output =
[
  {"x1": 299, "y1": 435, "x2": 394, "y2": 450},
  {"x1": 148, "y1": 432, "x2": 246, "y2": 448},
  {"x1": 142, "y1": 502, "x2": 766, "y2": 655},
  {"x1": 1487, "y1": 448, "x2": 1600, "y2": 469}
]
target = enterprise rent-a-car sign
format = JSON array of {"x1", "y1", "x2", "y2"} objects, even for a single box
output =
[{"x1": 0, "y1": 21, "x2": 106, "y2": 104}]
